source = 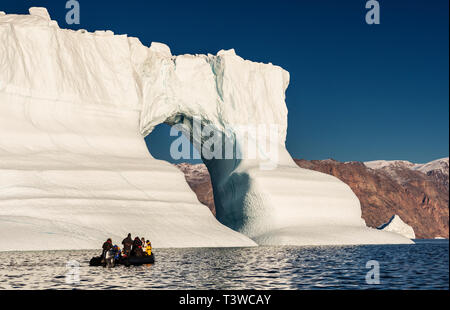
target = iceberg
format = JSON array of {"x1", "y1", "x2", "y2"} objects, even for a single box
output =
[
  {"x1": 378, "y1": 215, "x2": 416, "y2": 239},
  {"x1": 0, "y1": 8, "x2": 412, "y2": 251}
]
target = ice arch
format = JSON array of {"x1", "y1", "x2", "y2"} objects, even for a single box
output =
[
  {"x1": 138, "y1": 43, "x2": 411, "y2": 245},
  {"x1": 0, "y1": 9, "x2": 411, "y2": 250}
]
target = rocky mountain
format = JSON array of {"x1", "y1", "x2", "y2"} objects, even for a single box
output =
[
  {"x1": 365, "y1": 158, "x2": 449, "y2": 189},
  {"x1": 176, "y1": 157, "x2": 449, "y2": 239}
]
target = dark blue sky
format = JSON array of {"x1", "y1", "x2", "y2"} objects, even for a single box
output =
[{"x1": 4, "y1": 0, "x2": 449, "y2": 163}]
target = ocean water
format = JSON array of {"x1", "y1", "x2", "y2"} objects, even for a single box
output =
[{"x1": 0, "y1": 240, "x2": 447, "y2": 290}]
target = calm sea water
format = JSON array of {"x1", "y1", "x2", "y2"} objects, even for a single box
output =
[{"x1": 0, "y1": 240, "x2": 447, "y2": 290}]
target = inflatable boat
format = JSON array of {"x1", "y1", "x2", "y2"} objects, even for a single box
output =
[{"x1": 89, "y1": 253, "x2": 155, "y2": 267}]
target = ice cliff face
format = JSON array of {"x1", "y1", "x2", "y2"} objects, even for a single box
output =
[{"x1": 0, "y1": 8, "x2": 412, "y2": 250}]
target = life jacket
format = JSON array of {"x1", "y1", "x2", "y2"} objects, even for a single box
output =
[
  {"x1": 146, "y1": 244, "x2": 152, "y2": 255},
  {"x1": 112, "y1": 246, "x2": 121, "y2": 259}
]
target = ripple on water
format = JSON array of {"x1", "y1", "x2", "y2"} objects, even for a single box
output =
[{"x1": 0, "y1": 242, "x2": 448, "y2": 289}]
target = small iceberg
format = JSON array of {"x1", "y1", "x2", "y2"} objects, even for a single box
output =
[{"x1": 377, "y1": 215, "x2": 416, "y2": 239}]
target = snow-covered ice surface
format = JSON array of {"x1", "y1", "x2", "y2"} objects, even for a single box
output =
[
  {"x1": 378, "y1": 215, "x2": 416, "y2": 240},
  {"x1": 0, "y1": 8, "x2": 411, "y2": 251}
]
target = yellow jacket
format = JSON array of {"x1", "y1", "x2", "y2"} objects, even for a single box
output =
[{"x1": 145, "y1": 244, "x2": 152, "y2": 256}]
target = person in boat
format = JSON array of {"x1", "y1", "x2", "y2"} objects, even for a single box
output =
[
  {"x1": 112, "y1": 245, "x2": 121, "y2": 260},
  {"x1": 104, "y1": 244, "x2": 121, "y2": 268},
  {"x1": 122, "y1": 233, "x2": 133, "y2": 257},
  {"x1": 145, "y1": 240, "x2": 152, "y2": 256},
  {"x1": 131, "y1": 236, "x2": 144, "y2": 257},
  {"x1": 141, "y1": 237, "x2": 146, "y2": 247},
  {"x1": 101, "y1": 238, "x2": 113, "y2": 259}
]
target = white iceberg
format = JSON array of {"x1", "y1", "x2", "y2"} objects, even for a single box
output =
[
  {"x1": 0, "y1": 8, "x2": 412, "y2": 251},
  {"x1": 378, "y1": 215, "x2": 416, "y2": 239}
]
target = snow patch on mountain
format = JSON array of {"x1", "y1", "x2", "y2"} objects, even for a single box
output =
[
  {"x1": 412, "y1": 158, "x2": 449, "y2": 175},
  {"x1": 364, "y1": 160, "x2": 416, "y2": 170},
  {"x1": 365, "y1": 158, "x2": 449, "y2": 176}
]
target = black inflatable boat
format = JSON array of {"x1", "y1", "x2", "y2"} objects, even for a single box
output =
[{"x1": 89, "y1": 254, "x2": 155, "y2": 267}]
